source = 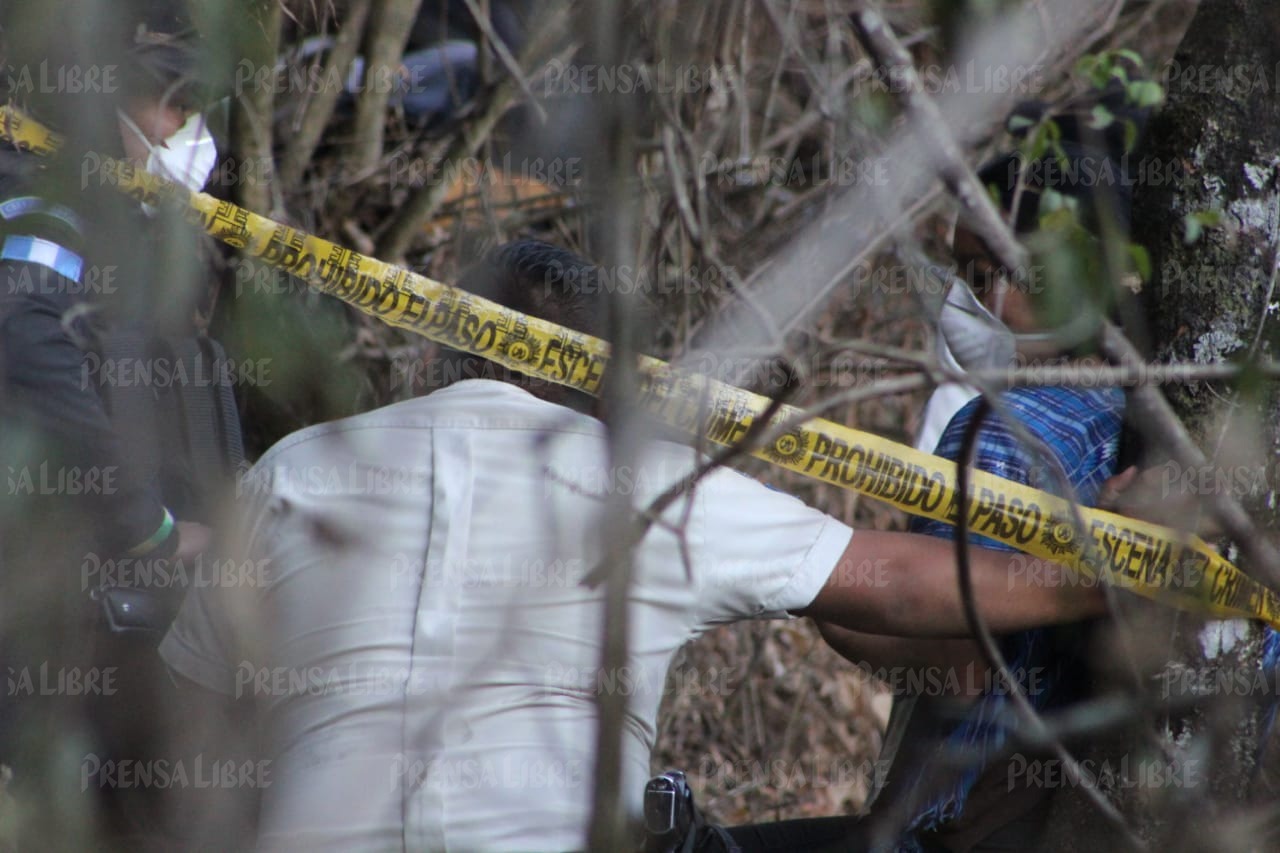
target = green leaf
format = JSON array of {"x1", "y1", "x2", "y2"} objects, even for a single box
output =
[
  {"x1": 985, "y1": 182, "x2": 1003, "y2": 209},
  {"x1": 1074, "y1": 54, "x2": 1100, "y2": 80},
  {"x1": 1123, "y1": 120, "x2": 1139, "y2": 155},
  {"x1": 1183, "y1": 209, "x2": 1223, "y2": 244},
  {"x1": 1051, "y1": 140, "x2": 1070, "y2": 171},
  {"x1": 1074, "y1": 49, "x2": 1149, "y2": 92},
  {"x1": 1007, "y1": 114, "x2": 1037, "y2": 133},
  {"x1": 1026, "y1": 124, "x2": 1050, "y2": 160},
  {"x1": 1089, "y1": 104, "x2": 1115, "y2": 130},
  {"x1": 1083, "y1": 61, "x2": 1111, "y2": 89},
  {"x1": 1038, "y1": 200, "x2": 1080, "y2": 229},
  {"x1": 1128, "y1": 243, "x2": 1151, "y2": 281},
  {"x1": 1127, "y1": 80, "x2": 1165, "y2": 108},
  {"x1": 1184, "y1": 215, "x2": 1203, "y2": 244},
  {"x1": 1116, "y1": 49, "x2": 1143, "y2": 68}
]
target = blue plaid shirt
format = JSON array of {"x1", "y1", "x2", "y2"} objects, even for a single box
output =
[{"x1": 895, "y1": 385, "x2": 1125, "y2": 846}]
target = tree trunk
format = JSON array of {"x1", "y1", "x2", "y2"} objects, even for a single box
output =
[
  {"x1": 349, "y1": 0, "x2": 426, "y2": 175},
  {"x1": 1048, "y1": 1, "x2": 1280, "y2": 849},
  {"x1": 230, "y1": 0, "x2": 282, "y2": 216}
]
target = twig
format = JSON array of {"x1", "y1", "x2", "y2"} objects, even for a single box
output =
[
  {"x1": 580, "y1": 387, "x2": 797, "y2": 588},
  {"x1": 954, "y1": 399, "x2": 1147, "y2": 848},
  {"x1": 957, "y1": 359, "x2": 1280, "y2": 387},
  {"x1": 278, "y1": 0, "x2": 374, "y2": 191},
  {"x1": 850, "y1": 5, "x2": 1032, "y2": 286},
  {"x1": 753, "y1": 0, "x2": 828, "y2": 108},
  {"x1": 231, "y1": 0, "x2": 283, "y2": 216},
  {"x1": 374, "y1": 14, "x2": 572, "y2": 262},
  {"x1": 458, "y1": 0, "x2": 548, "y2": 123},
  {"x1": 852, "y1": 2, "x2": 1280, "y2": 590},
  {"x1": 661, "y1": 124, "x2": 702, "y2": 245},
  {"x1": 348, "y1": 0, "x2": 425, "y2": 175},
  {"x1": 1099, "y1": 322, "x2": 1280, "y2": 588},
  {"x1": 372, "y1": 93, "x2": 509, "y2": 262},
  {"x1": 586, "y1": 0, "x2": 647, "y2": 844}
]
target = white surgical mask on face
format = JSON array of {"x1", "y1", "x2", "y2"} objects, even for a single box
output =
[
  {"x1": 938, "y1": 276, "x2": 1016, "y2": 372},
  {"x1": 117, "y1": 110, "x2": 217, "y2": 212}
]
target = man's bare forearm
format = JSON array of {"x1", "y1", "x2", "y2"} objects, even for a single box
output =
[{"x1": 796, "y1": 531, "x2": 1105, "y2": 637}]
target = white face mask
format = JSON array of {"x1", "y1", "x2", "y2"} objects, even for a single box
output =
[
  {"x1": 938, "y1": 276, "x2": 1064, "y2": 373},
  {"x1": 937, "y1": 277, "x2": 1017, "y2": 372},
  {"x1": 117, "y1": 110, "x2": 217, "y2": 210}
]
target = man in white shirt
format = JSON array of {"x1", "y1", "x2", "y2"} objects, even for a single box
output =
[{"x1": 160, "y1": 240, "x2": 1105, "y2": 851}]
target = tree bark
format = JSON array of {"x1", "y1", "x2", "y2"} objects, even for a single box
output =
[
  {"x1": 349, "y1": 0, "x2": 425, "y2": 175},
  {"x1": 1048, "y1": 1, "x2": 1280, "y2": 849},
  {"x1": 230, "y1": 0, "x2": 283, "y2": 216},
  {"x1": 278, "y1": 0, "x2": 374, "y2": 192}
]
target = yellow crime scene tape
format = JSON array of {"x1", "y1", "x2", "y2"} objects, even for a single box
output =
[{"x1": 4, "y1": 106, "x2": 1277, "y2": 629}]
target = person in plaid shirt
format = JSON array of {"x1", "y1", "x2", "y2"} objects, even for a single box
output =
[{"x1": 722, "y1": 86, "x2": 1148, "y2": 853}]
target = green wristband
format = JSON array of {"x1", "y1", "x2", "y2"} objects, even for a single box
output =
[{"x1": 127, "y1": 508, "x2": 176, "y2": 557}]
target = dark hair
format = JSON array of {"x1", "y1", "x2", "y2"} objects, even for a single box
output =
[
  {"x1": 977, "y1": 80, "x2": 1153, "y2": 236},
  {"x1": 0, "y1": 0, "x2": 206, "y2": 143},
  {"x1": 457, "y1": 240, "x2": 607, "y2": 340},
  {"x1": 119, "y1": 23, "x2": 208, "y2": 111},
  {"x1": 439, "y1": 240, "x2": 607, "y2": 410},
  {"x1": 975, "y1": 83, "x2": 1155, "y2": 466}
]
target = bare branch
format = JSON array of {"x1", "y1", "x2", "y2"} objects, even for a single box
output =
[
  {"x1": 850, "y1": 6, "x2": 1031, "y2": 282},
  {"x1": 851, "y1": 3, "x2": 1280, "y2": 590},
  {"x1": 348, "y1": 0, "x2": 425, "y2": 175},
  {"x1": 1099, "y1": 322, "x2": 1280, "y2": 588},
  {"x1": 458, "y1": 0, "x2": 548, "y2": 123},
  {"x1": 374, "y1": 11, "x2": 572, "y2": 262},
  {"x1": 278, "y1": 0, "x2": 374, "y2": 191},
  {"x1": 953, "y1": 399, "x2": 1147, "y2": 849},
  {"x1": 231, "y1": 0, "x2": 284, "y2": 215},
  {"x1": 580, "y1": 386, "x2": 797, "y2": 589}
]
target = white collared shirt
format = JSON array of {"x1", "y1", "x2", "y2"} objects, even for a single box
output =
[{"x1": 161, "y1": 379, "x2": 852, "y2": 851}]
